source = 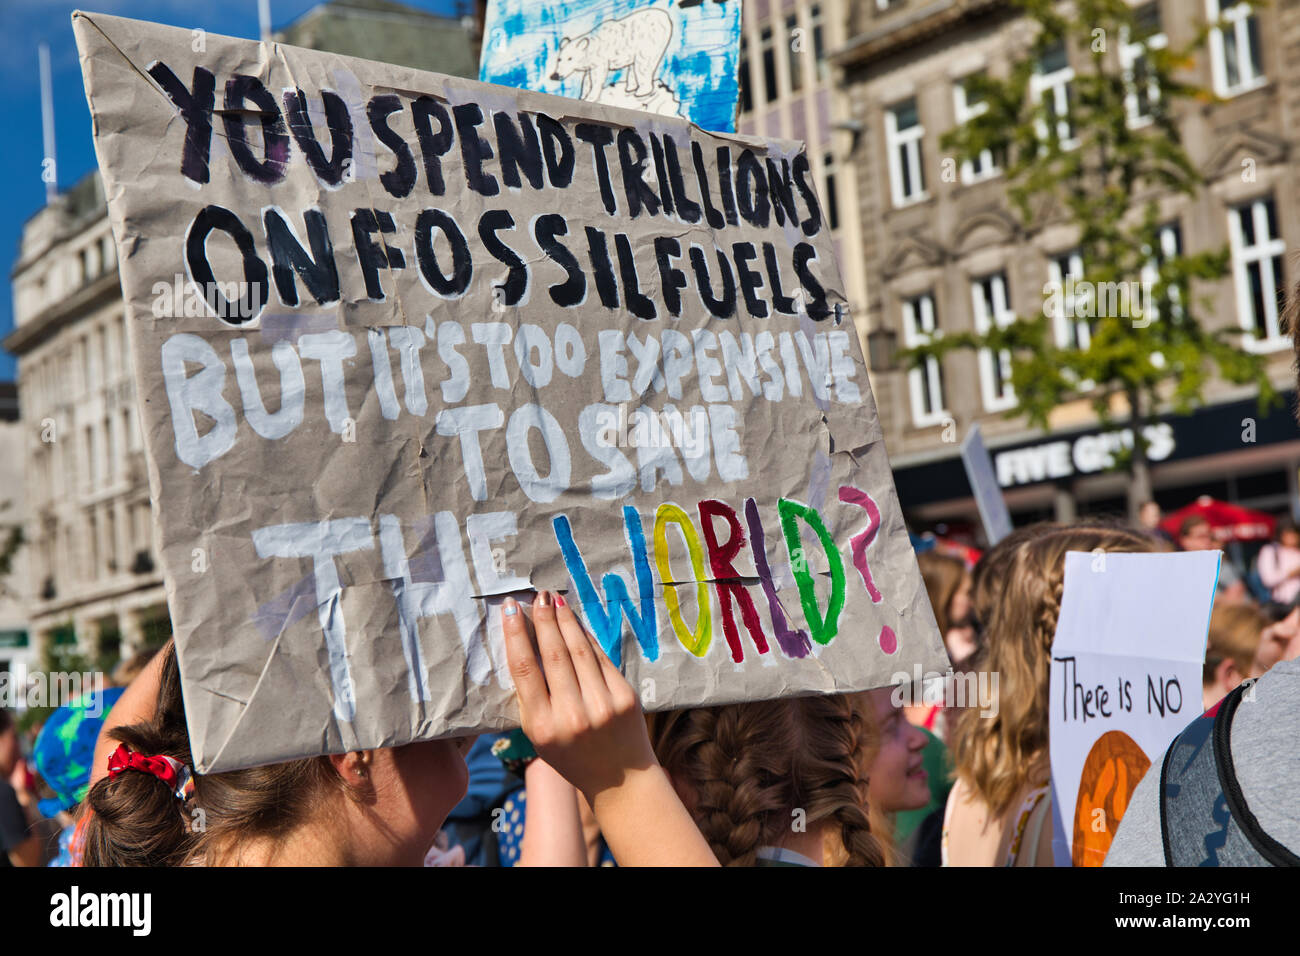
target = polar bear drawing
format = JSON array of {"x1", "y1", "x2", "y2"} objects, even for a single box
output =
[{"x1": 550, "y1": 7, "x2": 674, "y2": 101}]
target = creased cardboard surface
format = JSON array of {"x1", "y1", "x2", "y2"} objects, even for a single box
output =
[{"x1": 73, "y1": 10, "x2": 947, "y2": 773}]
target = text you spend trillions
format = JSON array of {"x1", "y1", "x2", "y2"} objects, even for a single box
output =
[{"x1": 148, "y1": 60, "x2": 835, "y2": 326}]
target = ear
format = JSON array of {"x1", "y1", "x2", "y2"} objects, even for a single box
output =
[
  {"x1": 559, "y1": 37, "x2": 570, "y2": 48},
  {"x1": 576, "y1": 36, "x2": 590, "y2": 50},
  {"x1": 1216, "y1": 656, "x2": 1243, "y2": 693},
  {"x1": 329, "y1": 750, "x2": 374, "y2": 782}
]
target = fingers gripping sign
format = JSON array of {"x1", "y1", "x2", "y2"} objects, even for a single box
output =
[
  {"x1": 501, "y1": 591, "x2": 718, "y2": 865},
  {"x1": 501, "y1": 591, "x2": 654, "y2": 800}
]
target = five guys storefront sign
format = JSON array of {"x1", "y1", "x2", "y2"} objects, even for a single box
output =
[
  {"x1": 894, "y1": 392, "x2": 1300, "y2": 521},
  {"x1": 148, "y1": 59, "x2": 833, "y2": 325}
]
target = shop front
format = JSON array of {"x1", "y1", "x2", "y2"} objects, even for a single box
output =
[{"x1": 893, "y1": 392, "x2": 1300, "y2": 540}]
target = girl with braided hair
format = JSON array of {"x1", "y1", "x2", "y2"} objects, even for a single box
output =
[
  {"x1": 942, "y1": 523, "x2": 1154, "y2": 866},
  {"x1": 81, "y1": 592, "x2": 719, "y2": 866},
  {"x1": 648, "y1": 694, "x2": 886, "y2": 866}
]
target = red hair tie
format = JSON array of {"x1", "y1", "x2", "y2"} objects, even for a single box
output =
[{"x1": 106, "y1": 743, "x2": 194, "y2": 800}]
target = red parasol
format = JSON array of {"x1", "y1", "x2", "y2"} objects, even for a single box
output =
[{"x1": 1159, "y1": 496, "x2": 1277, "y2": 544}]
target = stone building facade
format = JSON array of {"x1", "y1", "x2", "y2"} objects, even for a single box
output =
[
  {"x1": 835, "y1": 0, "x2": 1300, "y2": 530},
  {"x1": 738, "y1": 0, "x2": 869, "y2": 340}
]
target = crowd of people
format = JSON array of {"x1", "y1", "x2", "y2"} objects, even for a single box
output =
[
  {"x1": 6, "y1": 369, "x2": 1300, "y2": 871},
  {"x1": 1, "y1": 495, "x2": 1295, "y2": 868}
]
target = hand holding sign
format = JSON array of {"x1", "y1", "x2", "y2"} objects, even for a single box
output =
[{"x1": 501, "y1": 590, "x2": 717, "y2": 866}]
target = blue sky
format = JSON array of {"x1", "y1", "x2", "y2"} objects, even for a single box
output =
[{"x1": 0, "y1": 0, "x2": 466, "y2": 382}]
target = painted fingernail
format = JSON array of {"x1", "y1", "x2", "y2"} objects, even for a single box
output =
[
  {"x1": 503, "y1": 597, "x2": 518, "y2": 616},
  {"x1": 537, "y1": 590, "x2": 551, "y2": 608},
  {"x1": 555, "y1": 593, "x2": 566, "y2": 608}
]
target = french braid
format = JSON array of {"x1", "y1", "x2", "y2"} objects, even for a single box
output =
[{"x1": 649, "y1": 694, "x2": 885, "y2": 867}]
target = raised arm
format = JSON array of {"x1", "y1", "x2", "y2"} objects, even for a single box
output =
[
  {"x1": 517, "y1": 757, "x2": 588, "y2": 866},
  {"x1": 501, "y1": 591, "x2": 718, "y2": 867},
  {"x1": 89, "y1": 639, "x2": 171, "y2": 788}
]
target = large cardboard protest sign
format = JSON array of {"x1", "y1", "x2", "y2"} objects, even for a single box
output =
[
  {"x1": 480, "y1": 0, "x2": 741, "y2": 133},
  {"x1": 1049, "y1": 551, "x2": 1217, "y2": 866},
  {"x1": 73, "y1": 11, "x2": 945, "y2": 773}
]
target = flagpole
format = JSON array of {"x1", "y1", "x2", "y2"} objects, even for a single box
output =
[{"x1": 39, "y1": 42, "x2": 57, "y2": 203}]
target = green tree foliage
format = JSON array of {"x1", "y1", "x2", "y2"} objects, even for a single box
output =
[{"x1": 912, "y1": 0, "x2": 1274, "y2": 508}]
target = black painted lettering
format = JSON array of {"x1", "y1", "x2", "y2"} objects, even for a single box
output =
[
  {"x1": 479, "y1": 208, "x2": 528, "y2": 305},
  {"x1": 536, "y1": 114, "x2": 575, "y2": 187},
  {"x1": 584, "y1": 226, "x2": 619, "y2": 308},
  {"x1": 616, "y1": 128, "x2": 660, "y2": 218},
  {"x1": 575, "y1": 123, "x2": 618, "y2": 215},
  {"x1": 793, "y1": 152, "x2": 823, "y2": 237},
  {"x1": 655, "y1": 236, "x2": 687, "y2": 317},
  {"x1": 663, "y1": 133, "x2": 702, "y2": 224},
  {"x1": 223, "y1": 75, "x2": 290, "y2": 185},
  {"x1": 533, "y1": 213, "x2": 585, "y2": 307},
  {"x1": 615, "y1": 233, "x2": 656, "y2": 319},
  {"x1": 736, "y1": 149, "x2": 770, "y2": 227},
  {"x1": 454, "y1": 103, "x2": 500, "y2": 196},
  {"x1": 494, "y1": 111, "x2": 544, "y2": 190},
  {"x1": 792, "y1": 243, "x2": 830, "y2": 320},
  {"x1": 732, "y1": 242, "x2": 767, "y2": 318},
  {"x1": 766, "y1": 156, "x2": 798, "y2": 228},
  {"x1": 414, "y1": 208, "x2": 472, "y2": 297},
  {"x1": 148, "y1": 62, "x2": 215, "y2": 184},
  {"x1": 351, "y1": 208, "x2": 405, "y2": 300},
  {"x1": 411, "y1": 96, "x2": 454, "y2": 196},
  {"x1": 186, "y1": 204, "x2": 269, "y2": 323},
  {"x1": 763, "y1": 242, "x2": 797, "y2": 315},
  {"x1": 282, "y1": 89, "x2": 353, "y2": 187},
  {"x1": 367, "y1": 94, "x2": 417, "y2": 198},
  {"x1": 691, "y1": 140, "x2": 726, "y2": 230},
  {"x1": 263, "y1": 207, "x2": 340, "y2": 306},
  {"x1": 689, "y1": 245, "x2": 737, "y2": 319}
]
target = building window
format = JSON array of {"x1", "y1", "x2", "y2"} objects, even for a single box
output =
[
  {"x1": 83, "y1": 425, "x2": 95, "y2": 491},
  {"x1": 103, "y1": 415, "x2": 114, "y2": 486},
  {"x1": 972, "y1": 273, "x2": 1016, "y2": 411},
  {"x1": 822, "y1": 151, "x2": 840, "y2": 231},
  {"x1": 1048, "y1": 250, "x2": 1097, "y2": 390},
  {"x1": 1140, "y1": 222, "x2": 1184, "y2": 324},
  {"x1": 785, "y1": 14, "x2": 803, "y2": 94},
  {"x1": 80, "y1": 337, "x2": 91, "y2": 394},
  {"x1": 1208, "y1": 0, "x2": 1264, "y2": 96},
  {"x1": 902, "y1": 293, "x2": 947, "y2": 426},
  {"x1": 1120, "y1": 3, "x2": 1166, "y2": 126},
  {"x1": 809, "y1": 4, "x2": 827, "y2": 82},
  {"x1": 885, "y1": 98, "x2": 926, "y2": 207},
  {"x1": 738, "y1": 35, "x2": 752, "y2": 115},
  {"x1": 1229, "y1": 197, "x2": 1286, "y2": 351},
  {"x1": 106, "y1": 508, "x2": 117, "y2": 574},
  {"x1": 1032, "y1": 40, "x2": 1077, "y2": 148},
  {"x1": 1049, "y1": 251, "x2": 1090, "y2": 350},
  {"x1": 954, "y1": 74, "x2": 999, "y2": 183},
  {"x1": 760, "y1": 25, "x2": 778, "y2": 105}
]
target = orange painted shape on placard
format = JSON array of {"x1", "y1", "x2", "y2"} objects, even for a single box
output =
[{"x1": 1072, "y1": 730, "x2": 1151, "y2": 867}]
